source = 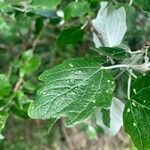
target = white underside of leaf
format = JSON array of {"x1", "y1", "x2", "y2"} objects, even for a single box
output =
[
  {"x1": 96, "y1": 97, "x2": 125, "y2": 136},
  {"x1": 92, "y1": 2, "x2": 127, "y2": 47}
]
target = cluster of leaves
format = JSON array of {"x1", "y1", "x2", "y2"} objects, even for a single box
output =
[{"x1": 0, "y1": 0, "x2": 149, "y2": 149}]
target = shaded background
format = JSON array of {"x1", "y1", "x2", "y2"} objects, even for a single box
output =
[{"x1": 0, "y1": 0, "x2": 149, "y2": 149}]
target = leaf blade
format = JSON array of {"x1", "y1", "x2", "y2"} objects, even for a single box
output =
[
  {"x1": 92, "y1": 2, "x2": 127, "y2": 47},
  {"x1": 28, "y1": 57, "x2": 115, "y2": 127},
  {"x1": 123, "y1": 74, "x2": 150, "y2": 150}
]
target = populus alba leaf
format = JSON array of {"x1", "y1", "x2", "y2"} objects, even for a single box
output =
[
  {"x1": 0, "y1": 74, "x2": 12, "y2": 98},
  {"x1": 57, "y1": 26, "x2": 84, "y2": 45},
  {"x1": 28, "y1": 57, "x2": 115, "y2": 127},
  {"x1": 20, "y1": 50, "x2": 41, "y2": 77},
  {"x1": 123, "y1": 74, "x2": 150, "y2": 150},
  {"x1": 92, "y1": 2, "x2": 127, "y2": 47},
  {"x1": 96, "y1": 97, "x2": 125, "y2": 136},
  {"x1": 91, "y1": 46, "x2": 131, "y2": 60},
  {"x1": 64, "y1": 1, "x2": 90, "y2": 20}
]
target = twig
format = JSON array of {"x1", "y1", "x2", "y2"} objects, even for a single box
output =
[
  {"x1": 101, "y1": 64, "x2": 129, "y2": 70},
  {"x1": 81, "y1": 21, "x2": 88, "y2": 30},
  {"x1": 91, "y1": 23, "x2": 105, "y2": 47},
  {"x1": 128, "y1": 69, "x2": 137, "y2": 79},
  {"x1": 101, "y1": 63, "x2": 150, "y2": 72},
  {"x1": 32, "y1": 21, "x2": 48, "y2": 52},
  {"x1": 13, "y1": 77, "x2": 24, "y2": 92}
]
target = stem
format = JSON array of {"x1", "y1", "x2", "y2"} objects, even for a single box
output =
[
  {"x1": 129, "y1": 0, "x2": 133, "y2": 6},
  {"x1": 13, "y1": 77, "x2": 24, "y2": 92},
  {"x1": 128, "y1": 70, "x2": 137, "y2": 79},
  {"x1": 32, "y1": 20, "x2": 48, "y2": 52},
  {"x1": 81, "y1": 21, "x2": 88, "y2": 30},
  {"x1": 101, "y1": 62, "x2": 150, "y2": 72},
  {"x1": 101, "y1": 64, "x2": 129, "y2": 70},
  {"x1": 127, "y1": 70, "x2": 132, "y2": 100}
]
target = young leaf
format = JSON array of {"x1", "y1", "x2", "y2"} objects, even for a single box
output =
[
  {"x1": 123, "y1": 74, "x2": 150, "y2": 150},
  {"x1": 57, "y1": 26, "x2": 84, "y2": 45},
  {"x1": 96, "y1": 97, "x2": 124, "y2": 136},
  {"x1": 92, "y1": 2, "x2": 127, "y2": 47},
  {"x1": 28, "y1": 57, "x2": 115, "y2": 127},
  {"x1": 64, "y1": 1, "x2": 90, "y2": 20},
  {"x1": 20, "y1": 50, "x2": 41, "y2": 77},
  {"x1": 0, "y1": 74, "x2": 12, "y2": 97}
]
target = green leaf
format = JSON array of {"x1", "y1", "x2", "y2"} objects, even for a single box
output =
[
  {"x1": 0, "y1": 2, "x2": 10, "y2": 11},
  {"x1": 20, "y1": 50, "x2": 41, "y2": 77},
  {"x1": 135, "y1": 0, "x2": 150, "y2": 11},
  {"x1": 123, "y1": 74, "x2": 150, "y2": 150},
  {"x1": 91, "y1": 46, "x2": 131, "y2": 60},
  {"x1": 92, "y1": 2, "x2": 127, "y2": 47},
  {"x1": 35, "y1": 18, "x2": 44, "y2": 35},
  {"x1": 64, "y1": 1, "x2": 90, "y2": 20},
  {"x1": 23, "y1": 81, "x2": 36, "y2": 92},
  {"x1": 132, "y1": 74, "x2": 150, "y2": 94},
  {"x1": 10, "y1": 104, "x2": 29, "y2": 119},
  {"x1": 101, "y1": 108, "x2": 110, "y2": 128},
  {"x1": 28, "y1": 57, "x2": 115, "y2": 127},
  {"x1": 0, "y1": 112, "x2": 8, "y2": 133},
  {"x1": 57, "y1": 26, "x2": 84, "y2": 45},
  {"x1": 32, "y1": 0, "x2": 62, "y2": 9},
  {"x1": 0, "y1": 74, "x2": 12, "y2": 98}
]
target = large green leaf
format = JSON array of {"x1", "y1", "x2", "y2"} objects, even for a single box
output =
[
  {"x1": 64, "y1": 1, "x2": 90, "y2": 20},
  {"x1": 123, "y1": 74, "x2": 150, "y2": 150},
  {"x1": 0, "y1": 74, "x2": 12, "y2": 98},
  {"x1": 28, "y1": 57, "x2": 115, "y2": 127}
]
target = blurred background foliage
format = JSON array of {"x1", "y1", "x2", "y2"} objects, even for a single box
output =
[{"x1": 0, "y1": 0, "x2": 149, "y2": 149}]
